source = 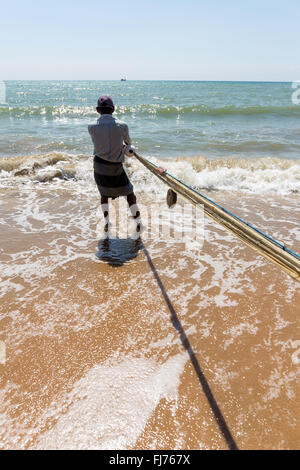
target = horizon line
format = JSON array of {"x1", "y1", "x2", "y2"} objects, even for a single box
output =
[{"x1": 1, "y1": 79, "x2": 296, "y2": 83}]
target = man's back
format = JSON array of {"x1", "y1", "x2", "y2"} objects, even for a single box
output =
[
  {"x1": 88, "y1": 114, "x2": 131, "y2": 162},
  {"x1": 89, "y1": 94, "x2": 141, "y2": 237}
]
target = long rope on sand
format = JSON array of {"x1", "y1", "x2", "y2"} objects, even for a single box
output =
[{"x1": 133, "y1": 152, "x2": 300, "y2": 282}]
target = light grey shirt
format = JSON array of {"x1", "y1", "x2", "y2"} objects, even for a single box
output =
[{"x1": 88, "y1": 114, "x2": 131, "y2": 162}]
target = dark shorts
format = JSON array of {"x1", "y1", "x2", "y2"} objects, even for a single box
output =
[{"x1": 93, "y1": 156, "x2": 134, "y2": 199}]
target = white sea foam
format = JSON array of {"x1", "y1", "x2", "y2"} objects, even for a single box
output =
[
  {"x1": 34, "y1": 353, "x2": 188, "y2": 450},
  {"x1": 0, "y1": 152, "x2": 299, "y2": 195}
]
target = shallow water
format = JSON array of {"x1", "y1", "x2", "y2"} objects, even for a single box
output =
[
  {"x1": 0, "y1": 80, "x2": 299, "y2": 449},
  {"x1": 0, "y1": 173, "x2": 299, "y2": 449}
]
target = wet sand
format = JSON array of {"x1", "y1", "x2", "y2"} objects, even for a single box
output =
[{"x1": 0, "y1": 184, "x2": 299, "y2": 450}]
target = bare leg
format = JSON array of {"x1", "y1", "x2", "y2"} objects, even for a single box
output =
[
  {"x1": 101, "y1": 196, "x2": 110, "y2": 232},
  {"x1": 127, "y1": 192, "x2": 141, "y2": 234},
  {"x1": 127, "y1": 193, "x2": 140, "y2": 218}
]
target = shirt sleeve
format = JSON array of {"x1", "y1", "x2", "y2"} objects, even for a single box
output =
[{"x1": 123, "y1": 124, "x2": 132, "y2": 145}]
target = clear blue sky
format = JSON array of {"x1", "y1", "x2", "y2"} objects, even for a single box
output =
[{"x1": 0, "y1": 0, "x2": 299, "y2": 81}]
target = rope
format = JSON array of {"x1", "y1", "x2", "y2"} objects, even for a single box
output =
[{"x1": 133, "y1": 152, "x2": 300, "y2": 282}]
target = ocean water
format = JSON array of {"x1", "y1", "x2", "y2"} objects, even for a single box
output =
[
  {"x1": 0, "y1": 81, "x2": 299, "y2": 450},
  {"x1": 1, "y1": 80, "x2": 300, "y2": 195},
  {"x1": 1, "y1": 80, "x2": 300, "y2": 159}
]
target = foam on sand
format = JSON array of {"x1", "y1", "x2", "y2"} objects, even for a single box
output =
[{"x1": 34, "y1": 354, "x2": 188, "y2": 450}]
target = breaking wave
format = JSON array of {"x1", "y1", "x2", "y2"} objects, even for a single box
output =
[{"x1": 0, "y1": 152, "x2": 299, "y2": 195}]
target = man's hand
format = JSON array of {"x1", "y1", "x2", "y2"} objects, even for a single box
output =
[{"x1": 124, "y1": 145, "x2": 136, "y2": 157}]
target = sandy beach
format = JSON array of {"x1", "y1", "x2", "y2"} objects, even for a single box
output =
[
  {"x1": 0, "y1": 158, "x2": 299, "y2": 449},
  {"x1": 1, "y1": 78, "x2": 300, "y2": 450}
]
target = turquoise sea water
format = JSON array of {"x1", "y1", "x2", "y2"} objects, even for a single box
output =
[{"x1": 1, "y1": 80, "x2": 300, "y2": 160}]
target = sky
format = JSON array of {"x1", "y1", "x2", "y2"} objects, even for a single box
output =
[{"x1": 0, "y1": 0, "x2": 299, "y2": 81}]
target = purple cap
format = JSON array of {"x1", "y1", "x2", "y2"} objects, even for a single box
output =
[{"x1": 97, "y1": 95, "x2": 114, "y2": 109}]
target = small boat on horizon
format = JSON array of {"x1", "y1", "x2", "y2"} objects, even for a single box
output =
[{"x1": 120, "y1": 78, "x2": 126, "y2": 81}]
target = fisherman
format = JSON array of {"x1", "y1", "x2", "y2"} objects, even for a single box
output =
[{"x1": 88, "y1": 95, "x2": 140, "y2": 236}]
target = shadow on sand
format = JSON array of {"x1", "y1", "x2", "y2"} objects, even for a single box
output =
[
  {"x1": 96, "y1": 237, "x2": 143, "y2": 267},
  {"x1": 141, "y1": 243, "x2": 238, "y2": 450},
  {"x1": 96, "y1": 236, "x2": 238, "y2": 449}
]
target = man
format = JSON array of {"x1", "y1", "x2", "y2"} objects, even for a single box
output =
[{"x1": 88, "y1": 95, "x2": 140, "y2": 236}]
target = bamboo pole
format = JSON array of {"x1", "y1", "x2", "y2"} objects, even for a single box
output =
[{"x1": 133, "y1": 152, "x2": 300, "y2": 282}]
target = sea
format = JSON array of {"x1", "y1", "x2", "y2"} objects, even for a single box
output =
[{"x1": 0, "y1": 81, "x2": 299, "y2": 450}]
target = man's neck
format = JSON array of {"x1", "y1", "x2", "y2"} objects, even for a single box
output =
[{"x1": 97, "y1": 114, "x2": 114, "y2": 121}]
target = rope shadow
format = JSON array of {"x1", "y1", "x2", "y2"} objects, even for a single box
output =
[{"x1": 142, "y1": 242, "x2": 239, "y2": 451}]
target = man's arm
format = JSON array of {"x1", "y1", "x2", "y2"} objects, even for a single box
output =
[{"x1": 123, "y1": 124, "x2": 132, "y2": 145}]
